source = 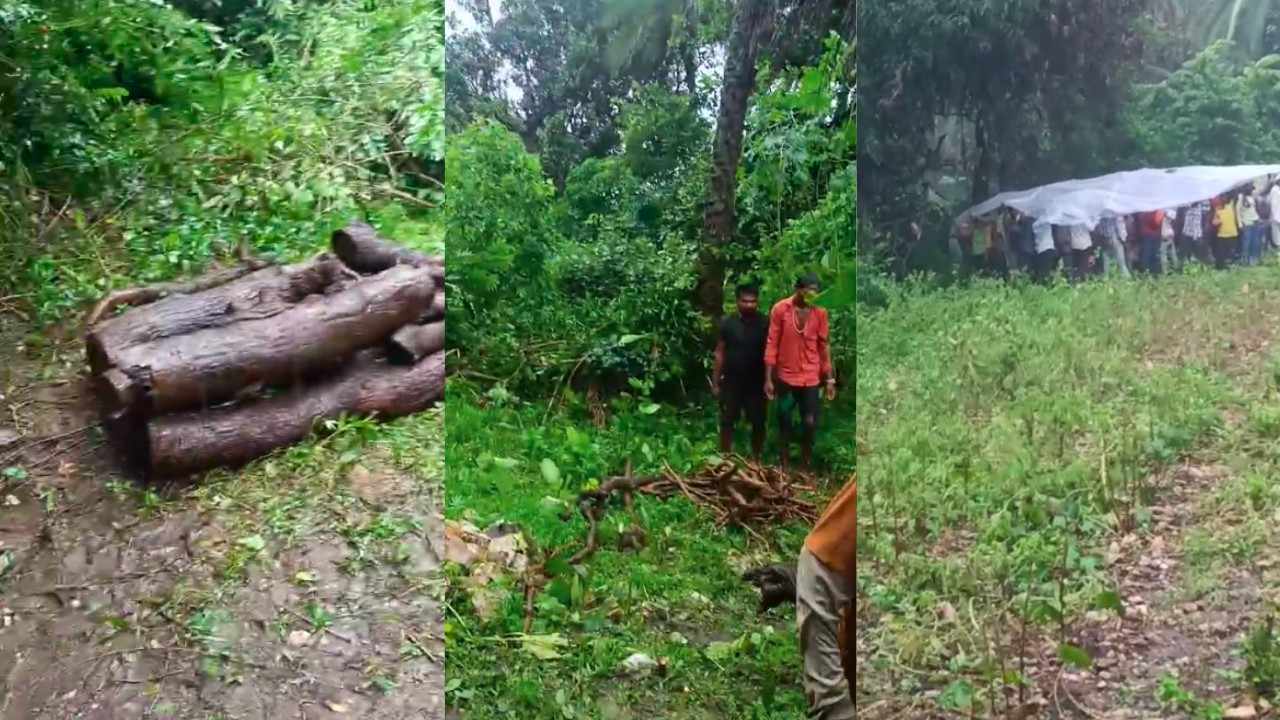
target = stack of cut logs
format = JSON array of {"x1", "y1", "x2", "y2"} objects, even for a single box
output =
[{"x1": 85, "y1": 222, "x2": 445, "y2": 478}]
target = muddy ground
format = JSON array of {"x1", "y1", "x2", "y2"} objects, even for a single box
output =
[{"x1": 0, "y1": 319, "x2": 444, "y2": 720}]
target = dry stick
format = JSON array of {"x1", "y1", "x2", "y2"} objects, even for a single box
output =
[{"x1": 0, "y1": 425, "x2": 94, "y2": 467}]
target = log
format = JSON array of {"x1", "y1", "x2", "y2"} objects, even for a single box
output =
[
  {"x1": 84, "y1": 243, "x2": 270, "y2": 327},
  {"x1": 103, "y1": 265, "x2": 435, "y2": 416},
  {"x1": 422, "y1": 291, "x2": 445, "y2": 323},
  {"x1": 138, "y1": 350, "x2": 445, "y2": 477},
  {"x1": 332, "y1": 221, "x2": 444, "y2": 282},
  {"x1": 387, "y1": 322, "x2": 445, "y2": 365},
  {"x1": 86, "y1": 257, "x2": 346, "y2": 375}
]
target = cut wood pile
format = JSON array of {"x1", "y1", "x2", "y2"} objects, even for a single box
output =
[
  {"x1": 85, "y1": 221, "x2": 445, "y2": 478},
  {"x1": 569, "y1": 457, "x2": 819, "y2": 564}
]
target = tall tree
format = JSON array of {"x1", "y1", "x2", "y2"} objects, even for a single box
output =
[
  {"x1": 694, "y1": 0, "x2": 848, "y2": 318},
  {"x1": 694, "y1": 0, "x2": 777, "y2": 318},
  {"x1": 859, "y1": 0, "x2": 1146, "y2": 264}
]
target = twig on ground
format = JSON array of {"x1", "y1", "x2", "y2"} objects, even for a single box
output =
[{"x1": 281, "y1": 606, "x2": 357, "y2": 645}]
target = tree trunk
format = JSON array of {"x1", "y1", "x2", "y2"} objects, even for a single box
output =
[
  {"x1": 102, "y1": 265, "x2": 435, "y2": 416},
  {"x1": 695, "y1": 0, "x2": 776, "y2": 319},
  {"x1": 136, "y1": 350, "x2": 445, "y2": 478},
  {"x1": 86, "y1": 257, "x2": 345, "y2": 375},
  {"x1": 331, "y1": 221, "x2": 444, "y2": 283},
  {"x1": 387, "y1": 321, "x2": 446, "y2": 365}
]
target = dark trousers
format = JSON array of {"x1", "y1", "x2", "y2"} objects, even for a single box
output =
[
  {"x1": 1138, "y1": 233, "x2": 1162, "y2": 275},
  {"x1": 1033, "y1": 249, "x2": 1058, "y2": 284},
  {"x1": 1214, "y1": 236, "x2": 1237, "y2": 269}
]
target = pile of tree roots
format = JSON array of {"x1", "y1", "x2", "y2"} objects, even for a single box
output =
[
  {"x1": 570, "y1": 457, "x2": 819, "y2": 564},
  {"x1": 85, "y1": 222, "x2": 445, "y2": 478}
]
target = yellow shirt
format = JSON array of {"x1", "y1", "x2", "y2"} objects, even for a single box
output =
[
  {"x1": 805, "y1": 478, "x2": 855, "y2": 584},
  {"x1": 1216, "y1": 202, "x2": 1239, "y2": 238}
]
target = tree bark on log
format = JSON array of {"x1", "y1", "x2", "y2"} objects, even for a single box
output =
[
  {"x1": 331, "y1": 221, "x2": 444, "y2": 283},
  {"x1": 86, "y1": 257, "x2": 346, "y2": 375},
  {"x1": 421, "y1": 291, "x2": 445, "y2": 323},
  {"x1": 138, "y1": 350, "x2": 445, "y2": 477},
  {"x1": 386, "y1": 321, "x2": 445, "y2": 365},
  {"x1": 102, "y1": 265, "x2": 435, "y2": 416}
]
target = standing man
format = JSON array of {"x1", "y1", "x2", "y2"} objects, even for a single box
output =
[
  {"x1": 1267, "y1": 178, "x2": 1280, "y2": 252},
  {"x1": 1099, "y1": 215, "x2": 1130, "y2": 278},
  {"x1": 712, "y1": 284, "x2": 769, "y2": 460},
  {"x1": 764, "y1": 274, "x2": 835, "y2": 473}
]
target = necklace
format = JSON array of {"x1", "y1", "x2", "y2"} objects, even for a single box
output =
[{"x1": 793, "y1": 306, "x2": 809, "y2": 335}]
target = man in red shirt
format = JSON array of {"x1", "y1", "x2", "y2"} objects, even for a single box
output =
[{"x1": 764, "y1": 274, "x2": 835, "y2": 472}]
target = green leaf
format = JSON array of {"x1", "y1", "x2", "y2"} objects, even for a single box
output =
[
  {"x1": 1093, "y1": 590, "x2": 1125, "y2": 615},
  {"x1": 493, "y1": 457, "x2": 520, "y2": 470},
  {"x1": 639, "y1": 403, "x2": 661, "y2": 415},
  {"x1": 520, "y1": 633, "x2": 569, "y2": 660},
  {"x1": 540, "y1": 458, "x2": 561, "y2": 485},
  {"x1": 1058, "y1": 643, "x2": 1093, "y2": 670},
  {"x1": 618, "y1": 334, "x2": 645, "y2": 346},
  {"x1": 705, "y1": 640, "x2": 737, "y2": 662},
  {"x1": 938, "y1": 680, "x2": 974, "y2": 710},
  {"x1": 237, "y1": 535, "x2": 266, "y2": 552},
  {"x1": 2, "y1": 467, "x2": 27, "y2": 482}
]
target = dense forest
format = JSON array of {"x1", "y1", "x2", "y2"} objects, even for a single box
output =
[
  {"x1": 0, "y1": 2, "x2": 446, "y2": 717},
  {"x1": 858, "y1": 2, "x2": 1280, "y2": 718},
  {"x1": 444, "y1": 1, "x2": 853, "y2": 717}
]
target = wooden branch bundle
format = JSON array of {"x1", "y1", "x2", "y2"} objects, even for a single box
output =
[
  {"x1": 567, "y1": 457, "x2": 819, "y2": 565},
  {"x1": 639, "y1": 458, "x2": 820, "y2": 528},
  {"x1": 84, "y1": 227, "x2": 445, "y2": 479}
]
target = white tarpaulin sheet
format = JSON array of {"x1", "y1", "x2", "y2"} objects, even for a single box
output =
[{"x1": 958, "y1": 165, "x2": 1280, "y2": 230}]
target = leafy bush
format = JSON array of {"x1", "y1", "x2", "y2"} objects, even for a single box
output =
[{"x1": 1, "y1": 0, "x2": 444, "y2": 325}]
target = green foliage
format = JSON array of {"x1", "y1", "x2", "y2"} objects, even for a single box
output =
[
  {"x1": 444, "y1": 387, "x2": 830, "y2": 719},
  {"x1": 1126, "y1": 40, "x2": 1280, "y2": 166},
  {"x1": 1245, "y1": 614, "x2": 1280, "y2": 699},
  {"x1": 1, "y1": 0, "x2": 444, "y2": 325},
  {"x1": 445, "y1": 122, "x2": 558, "y2": 348},
  {"x1": 449, "y1": 34, "x2": 853, "y2": 394},
  {"x1": 859, "y1": 0, "x2": 1147, "y2": 267},
  {"x1": 620, "y1": 86, "x2": 709, "y2": 181}
]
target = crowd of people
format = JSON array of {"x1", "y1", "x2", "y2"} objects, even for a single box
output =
[{"x1": 953, "y1": 176, "x2": 1280, "y2": 282}]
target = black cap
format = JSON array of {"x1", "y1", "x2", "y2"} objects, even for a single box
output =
[{"x1": 795, "y1": 273, "x2": 821, "y2": 290}]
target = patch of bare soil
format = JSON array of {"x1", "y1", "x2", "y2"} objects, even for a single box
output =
[
  {"x1": 1028, "y1": 462, "x2": 1263, "y2": 719},
  {"x1": 0, "y1": 323, "x2": 443, "y2": 720}
]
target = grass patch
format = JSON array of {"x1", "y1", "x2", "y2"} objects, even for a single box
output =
[
  {"x1": 856, "y1": 263, "x2": 1280, "y2": 712},
  {"x1": 444, "y1": 385, "x2": 852, "y2": 719}
]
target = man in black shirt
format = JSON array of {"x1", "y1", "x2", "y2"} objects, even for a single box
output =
[{"x1": 712, "y1": 284, "x2": 768, "y2": 459}]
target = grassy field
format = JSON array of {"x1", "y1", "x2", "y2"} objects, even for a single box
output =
[
  {"x1": 443, "y1": 384, "x2": 853, "y2": 719},
  {"x1": 856, "y1": 262, "x2": 1280, "y2": 718}
]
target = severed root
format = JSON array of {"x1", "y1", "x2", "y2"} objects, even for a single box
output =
[{"x1": 85, "y1": 249, "x2": 271, "y2": 328}]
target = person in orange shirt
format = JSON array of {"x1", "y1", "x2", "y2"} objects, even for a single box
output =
[
  {"x1": 743, "y1": 477, "x2": 855, "y2": 718},
  {"x1": 764, "y1": 274, "x2": 836, "y2": 472},
  {"x1": 799, "y1": 477, "x2": 855, "y2": 718}
]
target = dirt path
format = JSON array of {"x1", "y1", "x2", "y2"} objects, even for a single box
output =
[
  {"x1": 1027, "y1": 462, "x2": 1262, "y2": 719},
  {"x1": 0, "y1": 321, "x2": 444, "y2": 719}
]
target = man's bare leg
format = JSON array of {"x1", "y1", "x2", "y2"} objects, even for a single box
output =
[
  {"x1": 720, "y1": 425, "x2": 734, "y2": 455},
  {"x1": 801, "y1": 414, "x2": 816, "y2": 471}
]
